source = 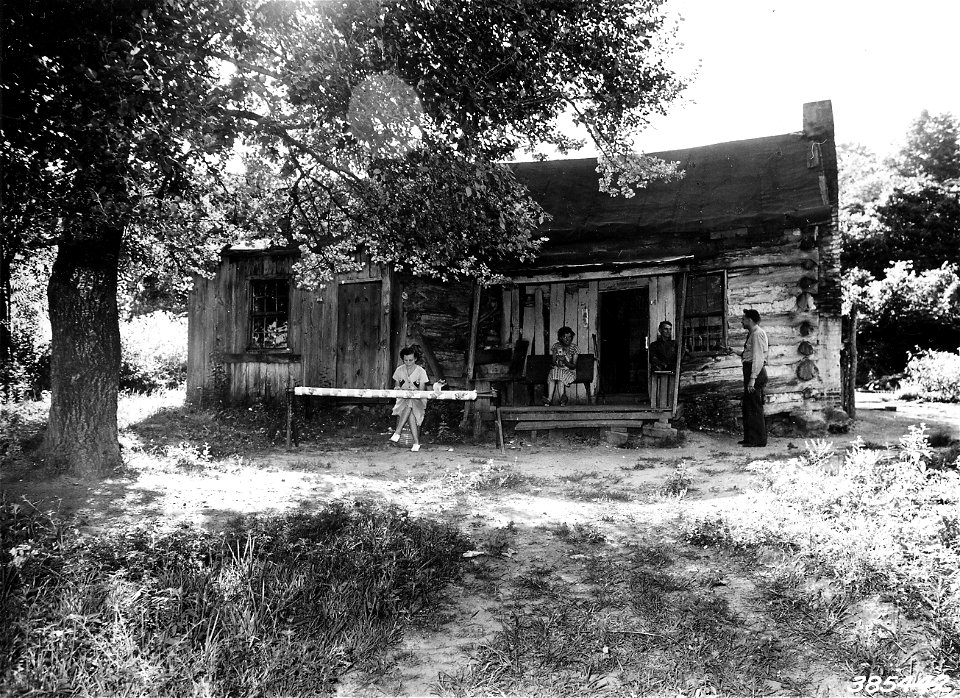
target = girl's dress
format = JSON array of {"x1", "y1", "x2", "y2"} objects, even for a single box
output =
[
  {"x1": 548, "y1": 341, "x2": 578, "y2": 385},
  {"x1": 391, "y1": 364, "x2": 431, "y2": 425}
]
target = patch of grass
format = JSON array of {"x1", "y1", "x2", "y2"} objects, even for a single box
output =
[
  {"x1": 0, "y1": 499, "x2": 468, "y2": 697},
  {"x1": 440, "y1": 461, "x2": 544, "y2": 493},
  {"x1": 680, "y1": 426, "x2": 960, "y2": 675},
  {"x1": 438, "y1": 546, "x2": 800, "y2": 697},
  {"x1": 561, "y1": 470, "x2": 601, "y2": 483},
  {"x1": 567, "y1": 484, "x2": 634, "y2": 502}
]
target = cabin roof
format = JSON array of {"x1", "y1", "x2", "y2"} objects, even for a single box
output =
[{"x1": 510, "y1": 131, "x2": 833, "y2": 243}]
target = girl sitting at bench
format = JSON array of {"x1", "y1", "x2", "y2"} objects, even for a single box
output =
[
  {"x1": 546, "y1": 326, "x2": 578, "y2": 406},
  {"x1": 389, "y1": 345, "x2": 444, "y2": 451}
]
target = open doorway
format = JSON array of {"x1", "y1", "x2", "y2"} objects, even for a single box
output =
[{"x1": 598, "y1": 287, "x2": 649, "y2": 402}]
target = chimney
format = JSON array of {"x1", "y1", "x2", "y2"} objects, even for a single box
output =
[{"x1": 803, "y1": 100, "x2": 834, "y2": 140}]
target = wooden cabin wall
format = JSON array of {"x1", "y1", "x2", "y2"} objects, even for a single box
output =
[
  {"x1": 186, "y1": 275, "x2": 218, "y2": 405},
  {"x1": 395, "y1": 277, "x2": 499, "y2": 386},
  {"x1": 679, "y1": 223, "x2": 842, "y2": 426},
  {"x1": 186, "y1": 252, "x2": 393, "y2": 405},
  {"x1": 495, "y1": 221, "x2": 842, "y2": 423}
]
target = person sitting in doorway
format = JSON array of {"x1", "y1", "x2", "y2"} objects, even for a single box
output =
[
  {"x1": 545, "y1": 326, "x2": 578, "y2": 406},
  {"x1": 649, "y1": 321, "x2": 679, "y2": 372}
]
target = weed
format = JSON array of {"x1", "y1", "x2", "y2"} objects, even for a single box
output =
[
  {"x1": 622, "y1": 458, "x2": 657, "y2": 471},
  {"x1": 0, "y1": 501, "x2": 468, "y2": 696},
  {"x1": 680, "y1": 428, "x2": 960, "y2": 674},
  {"x1": 661, "y1": 463, "x2": 692, "y2": 497},
  {"x1": 440, "y1": 461, "x2": 541, "y2": 493}
]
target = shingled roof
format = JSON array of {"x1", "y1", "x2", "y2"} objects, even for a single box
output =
[{"x1": 510, "y1": 130, "x2": 834, "y2": 244}]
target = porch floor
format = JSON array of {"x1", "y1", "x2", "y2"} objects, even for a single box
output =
[{"x1": 498, "y1": 404, "x2": 674, "y2": 432}]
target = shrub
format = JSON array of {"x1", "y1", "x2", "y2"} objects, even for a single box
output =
[
  {"x1": 120, "y1": 311, "x2": 188, "y2": 392},
  {"x1": 905, "y1": 348, "x2": 960, "y2": 402},
  {"x1": 0, "y1": 501, "x2": 468, "y2": 696}
]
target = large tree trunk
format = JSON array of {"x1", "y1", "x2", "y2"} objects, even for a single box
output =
[{"x1": 43, "y1": 229, "x2": 123, "y2": 475}]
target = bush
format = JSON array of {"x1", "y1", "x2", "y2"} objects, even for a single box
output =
[
  {"x1": 0, "y1": 501, "x2": 468, "y2": 696},
  {"x1": 905, "y1": 348, "x2": 960, "y2": 402},
  {"x1": 120, "y1": 311, "x2": 188, "y2": 392}
]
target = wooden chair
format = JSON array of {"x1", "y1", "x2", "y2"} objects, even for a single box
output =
[{"x1": 523, "y1": 353, "x2": 596, "y2": 405}]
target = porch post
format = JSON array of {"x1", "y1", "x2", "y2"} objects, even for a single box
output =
[{"x1": 671, "y1": 272, "x2": 689, "y2": 417}]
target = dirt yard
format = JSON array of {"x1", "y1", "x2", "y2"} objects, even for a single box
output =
[{"x1": 5, "y1": 395, "x2": 959, "y2": 697}]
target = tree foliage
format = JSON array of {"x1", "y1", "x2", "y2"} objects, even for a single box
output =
[
  {"x1": 894, "y1": 109, "x2": 960, "y2": 183},
  {"x1": 2, "y1": 0, "x2": 688, "y2": 473},
  {"x1": 846, "y1": 262, "x2": 960, "y2": 379},
  {"x1": 840, "y1": 111, "x2": 960, "y2": 378},
  {"x1": 226, "y1": 0, "x2": 685, "y2": 285}
]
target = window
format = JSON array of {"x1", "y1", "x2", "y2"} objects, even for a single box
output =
[
  {"x1": 249, "y1": 278, "x2": 290, "y2": 349},
  {"x1": 683, "y1": 272, "x2": 726, "y2": 354}
]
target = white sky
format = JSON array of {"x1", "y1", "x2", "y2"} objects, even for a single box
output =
[{"x1": 566, "y1": 0, "x2": 960, "y2": 158}]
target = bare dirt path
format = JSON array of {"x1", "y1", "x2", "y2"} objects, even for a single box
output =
[{"x1": 4, "y1": 396, "x2": 958, "y2": 696}]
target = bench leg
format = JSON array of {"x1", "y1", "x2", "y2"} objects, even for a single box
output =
[
  {"x1": 495, "y1": 407, "x2": 505, "y2": 454},
  {"x1": 584, "y1": 383, "x2": 592, "y2": 404}
]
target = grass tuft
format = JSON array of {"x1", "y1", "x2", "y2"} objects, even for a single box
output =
[
  {"x1": 0, "y1": 499, "x2": 468, "y2": 696},
  {"x1": 679, "y1": 426, "x2": 960, "y2": 675}
]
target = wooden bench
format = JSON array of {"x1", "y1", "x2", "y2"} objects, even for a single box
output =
[
  {"x1": 286, "y1": 386, "x2": 505, "y2": 453},
  {"x1": 522, "y1": 353, "x2": 596, "y2": 405}
]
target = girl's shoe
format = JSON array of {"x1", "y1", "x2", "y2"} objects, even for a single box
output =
[
  {"x1": 559, "y1": 396, "x2": 568, "y2": 406},
  {"x1": 389, "y1": 433, "x2": 400, "y2": 442},
  {"x1": 411, "y1": 444, "x2": 420, "y2": 452}
]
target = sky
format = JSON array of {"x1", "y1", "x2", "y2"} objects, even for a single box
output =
[{"x1": 559, "y1": 0, "x2": 960, "y2": 158}]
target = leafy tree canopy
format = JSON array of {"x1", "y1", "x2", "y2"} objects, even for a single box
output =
[
  {"x1": 839, "y1": 111, "x2": 960, "y2": 278},
  {"x1": 894, "y1": 109, "x2": 960, "y2": 183},
  {"x1": 221, "y1": 0, "x2": 686, "y2": 285}
]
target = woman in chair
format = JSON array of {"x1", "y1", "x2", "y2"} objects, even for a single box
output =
[{"x1": 545, "y1": 326, "x2": 578, "y2": 406}]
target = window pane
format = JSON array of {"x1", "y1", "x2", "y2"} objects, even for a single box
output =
[
  {"x1": 682, "y1": 272, "x2": 725, "y2": 352},
  {"x1": 249, "y1": 279, "x2": 290, "y2": 349}
]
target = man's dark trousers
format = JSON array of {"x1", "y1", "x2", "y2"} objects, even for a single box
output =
[{"x1": 742, "y1": 362, "x2": 768, "y2": 446}]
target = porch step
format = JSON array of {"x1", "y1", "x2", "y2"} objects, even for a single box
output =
[
  {"x1": 499, "y1": 405, "x2": 669, "y2": 416},
  {"x1": 514, "y1": 420, "x2": 657, "y2": 431},
  {"x1": 503, "y1": 410, "x2": 664, "y2": 422}
]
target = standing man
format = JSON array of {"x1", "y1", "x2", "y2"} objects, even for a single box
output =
[{"x1": 728, "y1": 309, "x2": 769, "y2": 447}]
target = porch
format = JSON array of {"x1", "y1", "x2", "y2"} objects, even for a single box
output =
[{"x1": 497, "y1": 403, "x2": 677, "y2": 440}]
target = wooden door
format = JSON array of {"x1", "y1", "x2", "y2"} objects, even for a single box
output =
[{"x1": 336, "y1": 281, "x2": 381, "y2": 388}]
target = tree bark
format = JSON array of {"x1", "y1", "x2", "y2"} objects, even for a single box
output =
[
  {"x1": 0, "y1": 245, "x2": 12, "y2": 401},
  {"x1": 43, "y1": 228, "x2": 123, "y2": 475}
]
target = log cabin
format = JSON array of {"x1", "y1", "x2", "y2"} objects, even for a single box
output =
[{"x1": 187, "y1": 100, "x2": 844, "y2": 434}]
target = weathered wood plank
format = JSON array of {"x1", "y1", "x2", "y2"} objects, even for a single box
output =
[
  {"x1": 564, "y1": 283, "x2": 584, "y2": 402},
  {"x1": 500, "y1": 287, "x2": 511, "y2": 345},
  {"x1": 510, "y1": 286, "x2": 521, "y2": 346},
  {"x1": 502, "y1": 410, "x2": 660, "y2": 421},
  {"x1": 513, "y1": 419, "x2": 662, "y2": 430},
  {"x1": 295, "y1": 387, "x2": 479, "y2": 400},
  {"x1": 533, "y1": 286, "x2": 546, "y2": 354},
  {"x1": 222, "y1": 353, "x2": 302, "y2": 363},
  {"x1": 499, "y1": 405, "x2": 669, "y2": 414},
  {"x1": 521, "y1": 286, "x2": 535, "y2": 350},
  {"x1": 549, "y1": 282, "x2": 564, "y2": 347},
  {"x1": 378, "y1": 268, "x2": 392, "y2": 389}
]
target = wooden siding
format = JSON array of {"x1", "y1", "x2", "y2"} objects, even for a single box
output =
[{"x1": 186, "y1": 250, "x2": 392, "y2": 404}]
